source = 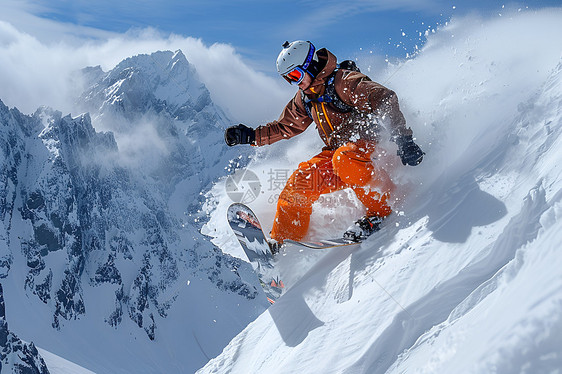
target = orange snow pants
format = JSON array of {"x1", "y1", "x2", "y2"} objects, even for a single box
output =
[{"x1": 270, "y1": 140, "x2": 394, "y2": 242}]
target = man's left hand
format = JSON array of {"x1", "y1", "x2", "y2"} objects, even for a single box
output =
[{"x1": 396, "y1": 135, "x2": 424, "y2": 166}]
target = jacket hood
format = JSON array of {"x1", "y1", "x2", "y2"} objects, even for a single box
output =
[{"x1": 307, "y1": 48, "x2": 338, "y2": 95}]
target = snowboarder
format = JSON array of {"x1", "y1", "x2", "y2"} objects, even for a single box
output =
[{"x1": 225, "y1": 40, "x2": 423, "y2": 243}]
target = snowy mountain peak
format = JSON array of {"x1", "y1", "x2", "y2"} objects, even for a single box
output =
[{"x1": 79, "y1": 50, "x2": 215, "y2": 123}]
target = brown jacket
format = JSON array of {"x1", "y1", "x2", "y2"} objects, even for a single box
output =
[{"x1": 255, "y1": 48, "x2": 412, "y2": 150}]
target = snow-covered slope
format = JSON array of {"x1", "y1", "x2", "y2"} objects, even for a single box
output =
[
  {"x1": 0, "y1": 284, "x2": 49, "y2": 373},
  {"x1": 199, "y1": 9, "x2": 562, "y2": 373},
  {"x1": 37, "y1": 347, "x2": 95, "y2": 374}
]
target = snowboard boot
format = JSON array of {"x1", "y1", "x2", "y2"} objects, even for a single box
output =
[
  {"x1": 343, "y1": 215, "x2": 384, "y2": 242},
  {"x1": 267, "y1": 239, "x2": 281, "y2": 255}
]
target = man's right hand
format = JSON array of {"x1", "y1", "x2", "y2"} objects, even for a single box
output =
[{"x1": 224, "y1": 124, "x2": 256, "y2": 146}]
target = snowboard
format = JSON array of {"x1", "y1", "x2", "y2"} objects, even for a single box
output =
[
  {"x1": 227, "y1": 203, "x2": 365, "y2": 302},
  {"x1": 227, "y1": 203, "x2": 284, "y2": 304}
]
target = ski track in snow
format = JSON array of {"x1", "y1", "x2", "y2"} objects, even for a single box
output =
[{"x1": 200, "y1": 9, "x2": 562, "y2": 374}]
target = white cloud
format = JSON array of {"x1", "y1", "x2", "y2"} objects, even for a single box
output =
[{"x1": 0, "y1": 17, "x2": 293, "y2": 125}]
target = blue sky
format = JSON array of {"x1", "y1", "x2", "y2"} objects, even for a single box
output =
[{"x1": 3, "y1": 0, "x2": 561, "y2": 74}]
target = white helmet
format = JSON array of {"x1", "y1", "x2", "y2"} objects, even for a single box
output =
[{"x1": 276, "y1": 40, "x2": 318, "y2": 76}]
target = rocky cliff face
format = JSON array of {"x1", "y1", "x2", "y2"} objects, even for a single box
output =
[{"x1": 0, "y1": 50, "x2": 261, "y2": 372}]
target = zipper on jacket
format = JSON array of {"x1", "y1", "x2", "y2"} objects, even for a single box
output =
[{"x1": 320, "y1": 102, "x2": 335, "y2": 131}]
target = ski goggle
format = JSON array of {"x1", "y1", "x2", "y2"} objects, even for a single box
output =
[{"x1": 283, "y1": 66, "x2": 306, "y2": 84}]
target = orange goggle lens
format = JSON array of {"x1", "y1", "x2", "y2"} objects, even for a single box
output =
[{"x1": 284, "y1": 67, "x2": 305, "y2": 84}]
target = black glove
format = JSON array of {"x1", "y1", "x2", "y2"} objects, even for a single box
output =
[
  {"x1": 396, "y1": 135, "x2": 424, "y2": 166},
  {"x1": 224, "y1": 124, "x2": 256, "y2": 146}
]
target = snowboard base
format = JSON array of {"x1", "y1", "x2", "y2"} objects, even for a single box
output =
[
  {"x1": 284, "y1": 237, "x2": 360, "y2": 249},
  {"x1": 227, "y1": 203, "x2": 284, "y2": 303}
]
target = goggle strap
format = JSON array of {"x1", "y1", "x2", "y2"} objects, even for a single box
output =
[{"x1": 301, "y1": 44, "x2": 316, "y2": 70}]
